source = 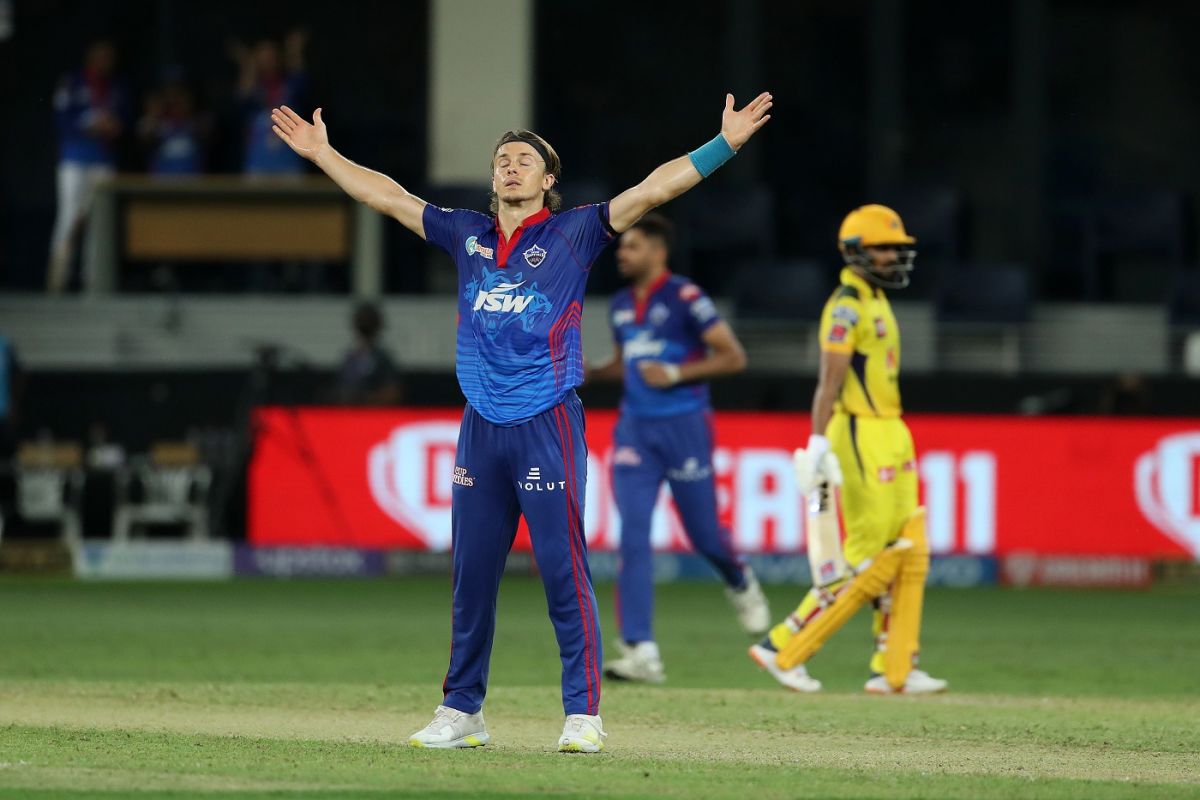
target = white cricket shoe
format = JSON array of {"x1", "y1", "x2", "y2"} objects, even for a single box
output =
[
  {"x1": 558, "y1": 713, "x2": 607, "y2": 753},
  {"x1": 864, "y1": 669, "x2": 949, "y2": 695},
  {"x1": 726, "y1": 566, "x2": 771, "y2": 635},
  {"x1": 408, "y1": 705, "x2": 490, "y2": 748},
  {"x1": 603, "y1": 640, "x2": 666, "y2": 684},
  {"x1": 748, "y1": 642, "x2": 822, "y2": 693}
]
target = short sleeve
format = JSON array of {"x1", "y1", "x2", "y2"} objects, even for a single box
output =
[
  {"x1": 553, "y1": 203, "x2": 617, "y2": 269},
  {"x1": 422, "y1": 205, "x2": 477, "y2": 255},
  {"x1": 819, "y1": 297, "x2": 863, "y2": 354},
  {"x1": 680, "y1": 282, "x2": 722, "y2": 337}
]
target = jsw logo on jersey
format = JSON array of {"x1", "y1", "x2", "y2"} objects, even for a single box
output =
[
  {"x1": 473, "y1": 281, "x2": 537, "y2": 313},
  {"x1": 623, "y1": 330, "x2": 667, "y2": 359},
  {"x1": 465, "y1": 267, "x2": 552, "y2": 339}
]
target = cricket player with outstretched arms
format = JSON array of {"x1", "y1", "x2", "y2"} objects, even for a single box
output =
[
  {"x1": 587, "y1": 213, "x2": 770, "y2": 685},
  {"x1": 748, "y1": 205, "x2": 948, "y2": 695},
  {"x1": 270, "y1": 92, "x2": 772, "y2": 750}
]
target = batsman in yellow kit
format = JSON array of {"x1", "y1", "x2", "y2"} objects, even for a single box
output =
[{"x1": 748, "y1": 204, "x2": 948, "y2": 694}]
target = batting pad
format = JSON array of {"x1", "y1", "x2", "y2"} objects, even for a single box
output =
[
  {"x1": 884, "y1": 507, "x2": 929, "y2": 690},
  {"x1": 776, "y1": 539, "x2": 910, "y2": 670}
]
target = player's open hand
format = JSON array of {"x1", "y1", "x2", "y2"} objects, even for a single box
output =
[
  {"x1": 720, "y1": 92, "x2": 772, "y2": 151},
  {"x1": 271, "y1": 105, "x2": 328, "y2": 161}
]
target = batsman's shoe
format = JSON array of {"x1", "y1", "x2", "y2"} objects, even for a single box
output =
[
  {"x1": 725, "y1": 566, "x2": 771, "y2": 635},
  {"x1": 558, "y1": 714, "x2": 607, "y2": 753},
  {"x1": 409, "y1": 705, "x2": 490, "y2": 748},
  {"x1": 864, "y1": 669, "x2": 948, "y2": 695},
  {"x1": 748, "y1": 641, "x2": 822, "y2": 693},
  {"x1": 604, "y1": 641, "x2": 666, "y2": 684}
]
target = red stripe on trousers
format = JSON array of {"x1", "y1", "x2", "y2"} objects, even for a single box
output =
[
  {"x1": 562, "y1": 405, "x2": 601, "y2": 707},
  {"x1": 556, "y1": 404, "x2": 597, "y2": 712},
  {"x1": 558, "y1": 404, "x2": 599, "y2": 711},
  {"x1": 554, "y1": 403, "x2": 599, "y2": 713},
  {"x1": 559, "y1": 404, "x2": 601, "y2": 704}
]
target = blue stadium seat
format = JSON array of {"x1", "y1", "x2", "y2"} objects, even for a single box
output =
[
  {"x1": 733, "y1": 260, "x2": 833, "y2": 322},
  {"x1": 1046, "y1": 202, "x2": 1100, "y2": 300},
  {"x1": 426, "y1": 183, "x2": 492, "y2": 213},
  {"x1": 934, "y1": 263, "x2": 1032, "y2": 324},
  {"x1": 1069, "y1": 190, "x2": 1192, "y2": 301},
  {"x1": 1167, "y1": 270, "x2": 1200, "y2": 328},
  {"x1": 676, "y1": 183, "x2": 776, "y2": 293},
  {"x1": 876, "y1": 185, "x2": 964, "y2": 263},
  {"x1": 1087, "y1": 190, "x2": 1188, "y2": 266},
  {"x1": 557, "y1": 178, "x2": 612, "y2": 210}
]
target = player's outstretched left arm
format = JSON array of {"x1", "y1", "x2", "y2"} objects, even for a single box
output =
[
  {"x1": 607, "y1": 92, "x2": 772, "y2": 234},
  {"x1": 270, "y1": 105, "x2": 429, "y2": 239}
]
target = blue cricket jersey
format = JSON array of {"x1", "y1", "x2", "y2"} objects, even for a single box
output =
[
  {"x1": 610, "y1": 272, "x2": 722, "y2": 418},
  {"x1": 53, "y1": 70, "x2": 127, "y2": 166},
  {"x1": 149, "y1": 116, "x2": 203, "y2": 175},
  {"x1": 242, "y1": 74, "x2": 307, "y2": 175},
  {"x1": 423, "y1": 203, "x2": 616, "y2": 425}
]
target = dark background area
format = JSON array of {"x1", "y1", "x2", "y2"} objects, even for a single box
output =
[
  {"x1": 3, "y1": 0, "x2": 1199, "y2": 297},
  {"x1": 0, "y1": 0, "x2": 430, "y2": 291}
]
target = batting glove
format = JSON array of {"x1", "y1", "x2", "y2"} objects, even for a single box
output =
[{"x1": 793, "y1": 434, "x2": 843, "y2": 493}]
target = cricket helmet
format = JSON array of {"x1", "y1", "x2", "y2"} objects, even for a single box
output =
[{"x1": 838, "y1": 204, "x2": 918, "y2": 289}]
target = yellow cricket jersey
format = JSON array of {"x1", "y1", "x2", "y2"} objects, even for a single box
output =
[{"x1": 818, "y1": 268, "x2": 902, "y2": 418}]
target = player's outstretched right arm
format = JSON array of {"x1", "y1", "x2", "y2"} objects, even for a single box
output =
[
  {"x1": 607, "y1": 93, "x2": 772, "y2": 234},
  {"x1": 270, "y1": 105, "x2": 429, "y2": 239}
]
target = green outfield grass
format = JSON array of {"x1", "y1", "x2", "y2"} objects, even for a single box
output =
[{"x1": 1, "y1": 577, "x2": 1198, "y2": 799}]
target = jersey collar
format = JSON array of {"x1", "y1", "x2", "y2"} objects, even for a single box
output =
[
  {"x1": 840, "y1": 267, "x2": 880, "y2": 298},
  {"x1": 494, "y1": 207, "x2": 551, "y2": 268},
  {"x1": 634, "y1": 270, "x2": 672, "y2": 324},
  {"x1": 495, "y1": 207, "x2": 551, "y2": 238}
]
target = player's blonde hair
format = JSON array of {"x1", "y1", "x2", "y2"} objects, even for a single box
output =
[{"x1": 489, "y1": 130, "x2": 562, "y2": 215}]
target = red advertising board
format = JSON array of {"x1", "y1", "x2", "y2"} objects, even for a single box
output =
[{"x1": 249, "y1": 408, "x2": 1199, "y2": 560}]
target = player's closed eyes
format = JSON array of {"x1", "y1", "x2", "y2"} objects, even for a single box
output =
[{"x1": 496, "y1": 155, "x2": 541, "y2": 169}]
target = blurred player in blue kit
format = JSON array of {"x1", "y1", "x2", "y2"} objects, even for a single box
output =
[
  {"x1": 587, "y1": 214, "x2": 769, "y2": 684},
  {"x1": 270, "y1": 91, "x2": 772, "y2": 751},
  {"x1": 48, "y1": 40, "x2": 127, "y2": 293}
]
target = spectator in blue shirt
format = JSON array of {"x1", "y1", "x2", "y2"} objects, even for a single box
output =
[
  {"x1": 230, "y1": 31, "x2": 308, "y2": 176},
  {"x1": 138, "y1": 74, "x2": 208, "y2": 177},
  {"x1": 47, "y1": 40, "x2": 126, "y2": 293}
]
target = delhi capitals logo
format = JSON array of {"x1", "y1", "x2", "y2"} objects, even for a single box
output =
[
  {"x1": 523, "y1": 243, "x2": 547, "y2": 267},
  {"x1": 465, "y1": 266, "x2": 552, "y2": 340}
]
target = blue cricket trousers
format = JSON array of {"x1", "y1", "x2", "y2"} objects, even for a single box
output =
[
  {"x1": 442, "y1": 392, "x2": 602, "y2": 716},
  {"x1": 611, "y1": 410, "x2": 745, "y2": 644}
]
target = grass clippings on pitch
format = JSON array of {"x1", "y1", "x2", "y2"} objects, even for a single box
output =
[{"x1": 1, "y1": 578, "x2": 1198, "y2": 798}]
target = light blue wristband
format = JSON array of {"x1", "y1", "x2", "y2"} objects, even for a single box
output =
[{"x1": 688, "y1": 133, "x2": 736, "y2": 178}]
